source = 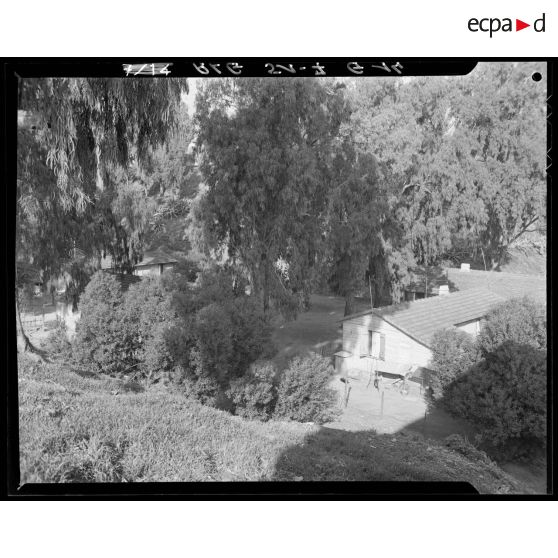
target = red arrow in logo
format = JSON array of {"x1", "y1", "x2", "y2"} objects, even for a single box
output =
[{"x1": 516, "y1": 19, "x2": 530, "y2": 31}]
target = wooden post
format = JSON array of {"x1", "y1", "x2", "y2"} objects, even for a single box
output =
[
  {"x1": 345, "y1": 385, "x2": 352, "y2": 408},
  {"x1": 366, "y1": 357, "x2": 373, "y2": 389},
  {"x1": 380, "y1": 391, "x2": 384, "y2": 418}
]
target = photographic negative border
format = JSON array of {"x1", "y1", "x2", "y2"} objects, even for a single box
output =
[{"x1": 1, "y1": 57, "x2": 555, "y2": 500}]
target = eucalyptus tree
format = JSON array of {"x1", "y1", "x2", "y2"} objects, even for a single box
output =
[
  {"x1": 349, "y1": 62, "x2": 546, "y2": 286},
  {"x1": 16, "y1": 77, "x2": 186, "y2": 350},
  {"x1": 193, "y1": 78, "x2": 347, "y2": 316},
  {"x1": 325, "y1": 126, "x2": 387, "y2": 315},
  {"x1": 450, "y1": 62, "x2": 546, "y2": 268}
]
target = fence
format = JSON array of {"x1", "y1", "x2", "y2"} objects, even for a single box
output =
[{"x1": 20, "y1": 302, "x2": 60, "y2": 332}]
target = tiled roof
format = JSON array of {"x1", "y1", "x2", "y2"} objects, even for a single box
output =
[
  {"x1": 405, "y1": 266, "x2": 546, "y2": 303},
  {"x1": 406, "y1": 267, "x2": 449, "y2": 293},
  {"x1": 342, "y1": 288, "x2": 507, "y2": 348},
  {"x1": 445, "y1": 268, "x2": 546, "y2": 303},
  {"x1": 135, "y1": 250, "x2": 178, "y2": 267},
  {"x1": 100, "y1": 250, "x2": 178, "y2": 270}
]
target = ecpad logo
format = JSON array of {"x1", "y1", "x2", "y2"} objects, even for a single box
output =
[{"x1": 468, "y1": 13, "x2": 545, "y2": 37}]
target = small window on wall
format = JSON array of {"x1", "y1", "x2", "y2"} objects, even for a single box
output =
[{"x1": 368, "y1": 331, "x2": 386, "y2": 360}]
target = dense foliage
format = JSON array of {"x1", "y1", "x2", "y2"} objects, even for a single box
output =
[
  {"x1": 16, "y1": 78, "x2": 187, "y2": 351},
  {"x1": 72, "y1": 266, "x2": 275, "y2": 403},
  {"x1": 477, "y1": 297, "x2": 546, "y2": 354},
  {"x1": 227, "y1": 361, "x2": 278, "y2": 421},
  {"x1": 444, "y1": 342, "x2": 546, "y2": 452},
  {"x1": 273, "y1": 354, "x2": 340, "y2": 423},
  {"x1": 430, "y1": 297, "x2": 547, "y2": 454},
  {"x1": 429, "y1": 328, "x2": 480, "y2": 400},
  {"x1": 193, "y1": 78, "x2": 348, "y2": 316},
  {"x1": 226, "y1": 353, "x2": 341, "y2": 424},
  {"x1": 71, "y1": 268, "x2": 340, "y2": 424},
  {"x1": 72, "y1": 272, "x2": 129, "y2": 375},
  {"x1": 350, "y1": 63, "x2": 546, "y2": 275}
]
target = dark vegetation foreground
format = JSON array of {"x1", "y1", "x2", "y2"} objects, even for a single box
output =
[{"x1": 18, "y1": 355, "x2": 531, "y2": 493}]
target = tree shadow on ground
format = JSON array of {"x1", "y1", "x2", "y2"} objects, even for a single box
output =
[
  {"x1": 267, "y1": 425, "x2": 526, "y2": 494},
  {"x1": 268, "y1": 336, "x2": 547, "y2": 494},
  {"x1": 394, "y1": 340, "x2": 548, "y2": 493}
]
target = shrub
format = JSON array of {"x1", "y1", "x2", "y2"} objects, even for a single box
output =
[
  {"x1": 71, "y1": 264, "x2": 274, "y2": 408},
  {"x1": 478, "y1": 297, "x2": 546, "y2": 354},
  {"x1": 72, "y1": 272, "x2": 129, "y2": 375},
  {"x1": 443, "y1": 341, "x2": 546, "y2": 451},
  {"x1": 227, "y1": 297, "x2": 275, "y2": 374},
  {"x1": 429, "y1": 328, "x2": 480, "y2": 400},
  {"x1": 194, "y1": 264, "x2": 247, "y2": 308},
  {"x1": 274, "y1": 353, "x2": 340, "y2": 424},
  {"x1": 45, "y1": 322, "x2": 72, "y2": 357},
  {"x1": 227, "y1": 361, "x2": 278, "y2": 421},
  {"x1": 142, "y1": 324, "x2": 178, "y2": 382},
  {"x1": 192, "y1": 302, "x2": 235, "y2": 384},
  {"x1": 120, "y1": 278, "x2": 177, "y2": 379},
  {"x1": 180, "y1": 368, "x2": 224, "y2": 408},
  {"x1": 189, "y1": 297, "x2": 274, "y2": 387},
  {"x1": 73, "y1": 272, "x2": 181, "y2": 380},
  {"x1": 171, "y1": 259, "x2": 200, "y2": 283}
]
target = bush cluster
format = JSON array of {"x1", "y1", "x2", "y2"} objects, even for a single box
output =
[
  {"x1": 72, "y1": 272, "x2": 177, "y2": 378},
  {"x1": 274, "y1": 354, "x2": 340, "y2": 423},
  {"x1": 71, "y1": 266, "x2": 341, "y2": 424},
  {"x1": 227, "y1": 354, "x2": 340, "y2": 424},
  {"x1": 227, "y1": 361, "x2": 277, "y2": 421},
  {"x1": 45, "y1": 322, "x2": 72, "y2": 357},
  {"x1": 428, "y1": 328, "x2": 480, "y2": 400},
  {"x1": 444, "y1": 342, "x2": 546, "y2": 449},
  {"x1": 71, "y1": 266, "x2": 276, "y2": 402},
  {"x1": 477, "y1": 296, "x2": 546, "y2": 354},
  {"x1": 429, "y1": 297, "x2": 546, "y2": 453}
]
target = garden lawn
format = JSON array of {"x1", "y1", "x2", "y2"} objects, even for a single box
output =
[{"x1": 271, "y1": 295, "x2": 370, "y2": 368}]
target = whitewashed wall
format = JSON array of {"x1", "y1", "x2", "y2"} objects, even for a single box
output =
[
  {"x1": 455, "y1": 319, "x2": 481, "y2": 337},
  {"x1": 135, "y1": 265, "x2": 159, "y2": 276},
  {"x1": 341, "y1": 313, "x2": 432, "y2": 375}
]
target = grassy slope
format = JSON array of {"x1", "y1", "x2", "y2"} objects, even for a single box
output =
[{"x1": 18, "y1": 356, "x2": 530, "y2": 493}]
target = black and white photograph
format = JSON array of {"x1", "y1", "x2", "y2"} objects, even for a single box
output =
[{"x1": 9, "y1": 60, "x2": 549, "y2": 495}]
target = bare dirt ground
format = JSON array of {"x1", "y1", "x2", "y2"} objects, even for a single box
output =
[{"x1": 328, "y1": 372, "x2": 479, "y2": 439}]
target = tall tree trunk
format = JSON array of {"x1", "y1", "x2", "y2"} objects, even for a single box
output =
[
  {"x1": 262, "y1": 254, "x2": 270, "y2": 314},
  {"x1": 15, "y1": 294, "x2": 32, "y2": 352},
  {"x1": 344, "y1": 291, "x2": 354, "y2": 317}
]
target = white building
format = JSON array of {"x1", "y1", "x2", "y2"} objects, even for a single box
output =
[{"x1": 335, "y1": 288, "x2": 507, "y2": 379}]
